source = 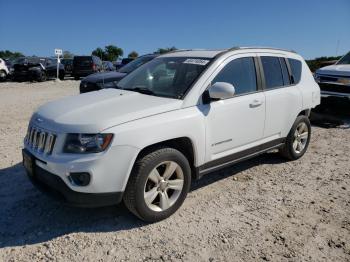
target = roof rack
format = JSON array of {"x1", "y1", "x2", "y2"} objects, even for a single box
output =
[{"x1": 230, "y1": 46, "x2": 297, "y2": 53}]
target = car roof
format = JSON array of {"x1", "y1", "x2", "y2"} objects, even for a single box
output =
[{"x1": 159, "y1": 47, "x2": 298, "y2": 59}]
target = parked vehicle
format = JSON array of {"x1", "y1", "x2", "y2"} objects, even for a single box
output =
[
  {"x1": 60, "y1": 58, "x2": 73, "y2": 76},
  {"x1": 73, "y1": 55, "x2": 103, "y2": 80},
  {"x1": 23, "y1": 47, "x2": 320, "y2": 222},
  {"x1": 80, "y1": 54, "x2": 158, "y2": 93},
  {"x1": 115, "y1": 57, "x2": 134, "y2": 70},
  {"x1": 102, "y1": 61, "x2": 115, "y2": 71},
  {"x1": 314, "y1": 51, "x2": 350, "y2": 100},
  {"x1": 13, "y1": 57, "x2": 65, "y2": 82},
  {"x1": 0, "y1": 58, "x2": 9, "y2": 81}
]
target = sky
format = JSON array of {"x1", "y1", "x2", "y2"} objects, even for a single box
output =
[{"x1": 0, "y1": 0, "x2": 349, "y2": 60}]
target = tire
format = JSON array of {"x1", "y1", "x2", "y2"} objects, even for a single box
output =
[
  {"x1": 123, "y1": 147, "x2": 191, "y2": 222},
  {"x1": 0, "y1": 70, "x2": 7, "y2": 81},
  {"x1": 74, "y1": 76, "x2": 80, "y2": 80},
  {"x1": 280, "y1": 115, "x2": 311, "y2": 160},
  {"x1": 59, "y1": 71, "x2": 65, "y2": 80},
  {"x1": 38, "y1": 71, "x2": 47, "y2": 82}
]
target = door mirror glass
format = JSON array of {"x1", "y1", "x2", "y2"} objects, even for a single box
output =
[{"x1": 209, "y1": 82, "x2": 235, "y2": 100}]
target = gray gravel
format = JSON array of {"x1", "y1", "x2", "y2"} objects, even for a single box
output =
[{"x1": 0, "y1": 80, "x2": 349, "y2": 262}]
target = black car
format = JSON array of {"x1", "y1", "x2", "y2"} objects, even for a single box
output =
[
  {"x1": 13, "y1": 57, "x2": 65, "y2": 82},
  {"x1": 114, "y1": 58, "x2": 134, "y2": 70},
  {"x1": 73, "y1": 55, "x2": 103, "y2": 80},
  {"x1": 61, "y1": 58, "x2": 73, "y2": 76},
  {"x1": 80, "y1": 54, "x2": 158, "y2": 93}
]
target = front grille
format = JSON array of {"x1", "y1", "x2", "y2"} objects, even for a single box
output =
[
  {"x1": 25, "y1": 125, "x2": 56, "y2": 154},
  {"x1": 319, "y1": 75, "x2": 338, "y2": 82},
  {"x1": 320, "y1": 83, "x2": 350, "y2": 94}
]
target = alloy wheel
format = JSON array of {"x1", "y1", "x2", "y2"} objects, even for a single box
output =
[
  {"x1": 143, "y1": 161, "x2": 184, "y2": 212},
  {"x1": 293, "y1": 122, "x2": 309, "y2": 154}
]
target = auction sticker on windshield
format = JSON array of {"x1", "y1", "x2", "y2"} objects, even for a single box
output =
[{"x1": 183, "y1": 59, "x2": 210, "y2": 66}]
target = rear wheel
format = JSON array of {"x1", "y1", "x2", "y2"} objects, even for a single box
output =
[
  {"x1": 280, "y1": 115, "x2": 311, "y2": 160},
  {"x1": 123, "y1": 147, "x2": 191, "y2": 222}
]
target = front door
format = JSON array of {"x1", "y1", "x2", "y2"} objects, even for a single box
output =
[{"x1": 204, "y1": 56, "x2": 266, "y2": 164}]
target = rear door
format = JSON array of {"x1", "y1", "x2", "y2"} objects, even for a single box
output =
[{"x1": 259, "y1": 54, "x2": 302, "y2": 139}]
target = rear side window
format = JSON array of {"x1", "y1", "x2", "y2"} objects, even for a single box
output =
[
  {"x1": 74, "y1": 56, "x2": 92, "y2": 66},
  {"x1": 288, "y1": 58, "x2": 302, "y2": 84},
  {"x1": 280, "y1": 58, "x2": 291, "y2": 85},
  {"x1": 212, "y1": 57, "x2": 257, "y2": 95},
  {"x1": 261, "y1": 56, "x2": 284, "y2": 89}
]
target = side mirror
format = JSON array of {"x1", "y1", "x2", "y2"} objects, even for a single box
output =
[{"x1": 209, "y1": 82, "x2": 235, "y2": 100}]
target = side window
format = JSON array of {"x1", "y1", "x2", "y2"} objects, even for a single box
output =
[
  {"x1": 288, "y1": 58, "x2": 302, "y2": 84},
  {"x1": 212, "y1": 57, "x2": 257, "y2": 95},
  {"x1": 261, "y1": 56, "x2": 284, "y2": 89},
  {"x1": 280, "y1": 58, "x2": 291, "y2": 85}
]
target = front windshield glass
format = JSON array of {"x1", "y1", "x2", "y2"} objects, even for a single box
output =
[
  {"x1": 118, "y1": 56, "x2": 154, "y2": 74},
  {"x1": 337, "y1": 52, "x2": 350, "y2": 65},
  {"x1": 117, "y1": 57, "x2": 212, "y2": 99}
]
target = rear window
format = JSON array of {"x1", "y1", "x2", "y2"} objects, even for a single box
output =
[
  {"x1": 74, "y1": 56, "x2": 92, "y2": 65},
  {"x1": 261, "y1": 56, "x2": 284, "y2": 89},
  {"x1": 288, "y1": 58, "x2": 302, "y2": 84}
]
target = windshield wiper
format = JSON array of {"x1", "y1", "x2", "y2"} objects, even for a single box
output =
[{"x1": 123, "y1": 86, "x2": 155, "y2": 95}]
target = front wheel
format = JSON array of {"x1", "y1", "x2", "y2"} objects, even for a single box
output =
[
  {"x1": 123, "y1": 147, "x2": 191, "y2": 222},
  {"x1": 280, "y1": 115, "x2": 311, "y2": 160},
  {"x1": 0, "y1": 70, "x2": 7, "y2": 81},
  {"x1": 38, "y1": 71, "x2": 47, "y2": 82}
]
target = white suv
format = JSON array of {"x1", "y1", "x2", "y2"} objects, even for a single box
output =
[
  {"x1": 0, "y1": 58, "x2": 9, "y2": 81},
  {"x1": 23, "y1": 47, "x2": 320, "y2": 221}
]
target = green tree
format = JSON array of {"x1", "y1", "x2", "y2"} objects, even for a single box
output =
[
  {"x1": 63, "y1": 50, "x2": 74, "y2": 59},
  {"x1": 128, "y1": 51, "x2": 139, "y2": 59},
  {"x1": 104, "y1": 45, "x2": 123, "y2": 61},
  {"x1": 0, "y1": 50, "x2": 24, "y2": 59},
  {"x1": 154, "y1": 46, "x2": 177, "y2": 54},
  {"x1": 92, "y1": 47, "x2": 106, "y2": 60}
]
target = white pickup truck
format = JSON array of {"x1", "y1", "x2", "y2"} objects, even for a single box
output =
[
  {"x1": 23, "y1": 47, "x2": 320, "y2": 221},
  {"x1": 314, "y1": 52, "x2": 350, "y2": 100}
]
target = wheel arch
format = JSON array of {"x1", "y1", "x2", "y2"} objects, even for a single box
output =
[{"x1": 132, "y1": 137, "x2": 197, "y2": 180}]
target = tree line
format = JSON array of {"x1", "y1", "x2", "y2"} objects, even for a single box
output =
[
  {"x1": 0, "y1": 45, "x2": 178, "y2": 61},
  {"x1": 3, "y1": 47, "x2": 343, "y2": 72}
]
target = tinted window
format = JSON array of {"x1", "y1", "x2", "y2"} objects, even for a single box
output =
[
  {"x1": 288, "y1": 58, "x2": 302, "y2": 84},
  {"x1": 337, "y1": 52, "x2": 350, "y2": 65},
  {"x1": 280, "y1": 58, "x2": 290, "y2": 85},
  {"x1": 118, "y1": 56, "x2": 155, "y2": 74},
  {"x1": 212, "y1": 57, "x2": 257, "y2": 95},
  {"x1": 261, "y1": 56, "x2": 284, "y2": 89}
]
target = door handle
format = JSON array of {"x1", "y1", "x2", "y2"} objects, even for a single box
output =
[{"x1": 249, "y1": 100, "x2": 263, "y2": 108}]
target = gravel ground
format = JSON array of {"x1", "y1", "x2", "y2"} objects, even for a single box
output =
[{"x1": 0, "y1": 80, "x2": 349, "y2": 262}]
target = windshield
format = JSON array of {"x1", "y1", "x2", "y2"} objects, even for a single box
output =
[
  {"x1": 337, "y1": 52, "x2": 350, "y2": 65},
  {"x1": 117, "y1": 57, "x2": 212, "y2": 99},
  {"x1": 118, "y1": 56, "x2": 155, "y2": 74}
]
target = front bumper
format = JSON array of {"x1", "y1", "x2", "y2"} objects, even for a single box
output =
[
  {"x1": 319, "y1": 83, "x2": 350, "y2": 99},
  {"x1": 23, "y1": 149, "x2": 123, "y2": 207}
]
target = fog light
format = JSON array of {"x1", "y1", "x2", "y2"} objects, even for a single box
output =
[{"x1": 68, "y1": 172, "x2": 91, "y2": 186}]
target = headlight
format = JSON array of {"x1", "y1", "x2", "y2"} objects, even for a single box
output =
[
  {"x1": 313, "y1": 73, "x2": 320, "y2": 82},
  {"x1": 64, "y1": 133, "x2": 113, "y2": 153}
]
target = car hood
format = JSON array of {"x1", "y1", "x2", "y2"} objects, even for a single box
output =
[
  {"x1": 316, "y1": 64, "x2": 350, "y2": 77},
  {"x1": 32, "y1": 89, "x2": 183, "y2": 133},
  {"x1": 82, "y1": 71, "x2": 127, "y2": 83}
]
